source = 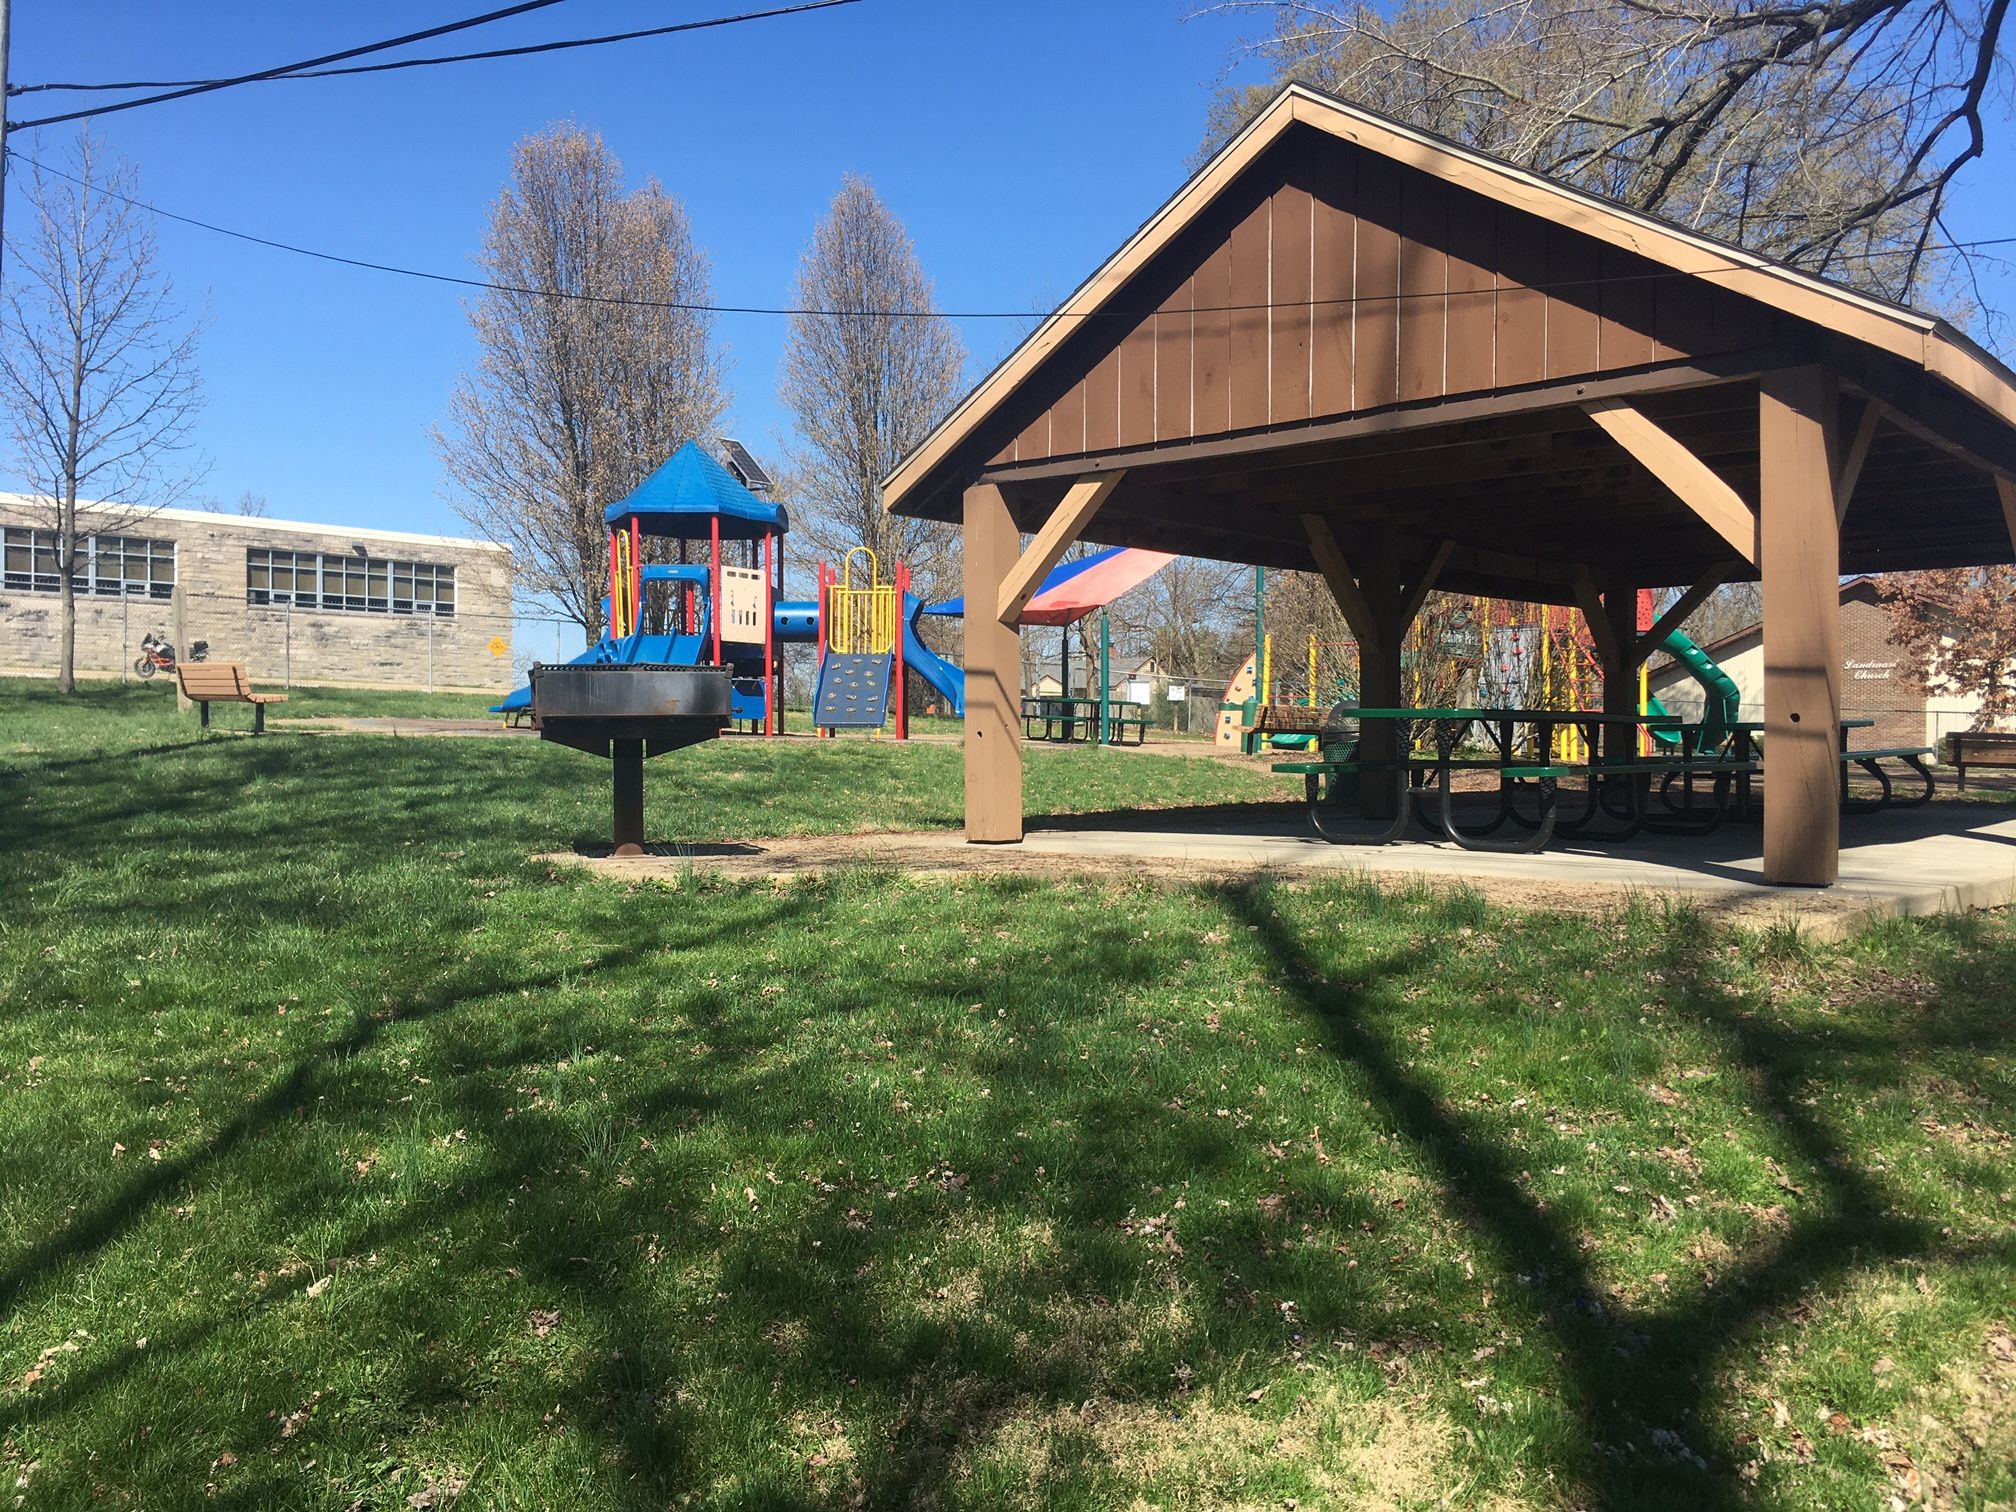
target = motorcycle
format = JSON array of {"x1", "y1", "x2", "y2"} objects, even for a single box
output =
[{"x1": 134, "y1": 631, "x2": 208, "y2": 679}]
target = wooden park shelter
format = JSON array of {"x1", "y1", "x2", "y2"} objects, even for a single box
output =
[{"x1": 883, "y1": 85, "x2": 2016, "y2": 886}]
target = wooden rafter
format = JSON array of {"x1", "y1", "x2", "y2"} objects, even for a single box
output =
[
  {"x1": 2000, "y1": 476, "x2": 2016, "y2": 556},
  {"x1": 995, "y1": 471, "x2": 1124, "y2": 625},
  {"x1": 1835, "y1": 399, "x2": 1883, "y2": 524},
  {"x1": 1571, "y1": 566, "x2": 1623, "y2": 671},
  {"x1": 1396, "y1": 539, "x2": 1455, "y2": 633},
  {"x1": 1635, "y1": 563, "x2": 1736, "y2": 664},
  {"x1": 1583, "y1": 399, "x2": 1758, "y2": 565},
  {"x1": 1300, "y1": 514, "x2": 1383, "y2": 654}
]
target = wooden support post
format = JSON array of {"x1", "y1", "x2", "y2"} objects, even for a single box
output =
[
  {"x1": 996, "y1": 471, "x2": 1124, "y2": 625},
  {"x1": 1355, "y1": 535, "x2": 1407, "y2": 817},
  {"x1": 964, "y1": 483, "x2": 1023, "y2": 842},
  {"x1": 1600, "y1": 578, "x2": 1639, "y2": 761},
  {"x1": 1997, "y1": 476, "x2": 2016, "y2": 555},
  {"x1": 1760, "y1": 366, "x2": 1843, "y2": 886}
]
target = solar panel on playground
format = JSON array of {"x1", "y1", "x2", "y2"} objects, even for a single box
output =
[{"x1": 719, "y1": 438, "x2": 774, "y2": 494}]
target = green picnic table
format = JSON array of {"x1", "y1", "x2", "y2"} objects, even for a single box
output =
[{"x1": 1273, "y1": 706, "x2": 1754, "y2": 852}]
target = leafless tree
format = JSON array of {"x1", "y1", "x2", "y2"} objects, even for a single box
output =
[
  {"x1": 1114, "y1": 554, "x2": 1251, "y2": 684},
  {"x1": 779, "y1": 174, "x2": 967, "y2": 603},
  {"x1": 0, "y1": 129, "x2": 206, "y2": 693},
  {"x1": 435, "y1": 122, "x2": 728, "y2": 637},
  {"x1": 1197, "y1": 0, "x2": 2011, "y2": 316}
]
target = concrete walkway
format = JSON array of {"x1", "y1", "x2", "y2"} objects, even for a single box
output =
[{"x1": 561, "y1": 800, "x2": 2016, "y2": 938}]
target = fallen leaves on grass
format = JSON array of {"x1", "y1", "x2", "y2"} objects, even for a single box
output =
[{"x1": 528, "y1": 1309, "x2": 561, "y2": 1339}]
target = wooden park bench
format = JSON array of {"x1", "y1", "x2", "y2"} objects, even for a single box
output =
[
  {"x1": 1241, "y1": 702, "x2": 1335, "y2": 756},
  {"x1": 177, "y1": 661, "x2": 288, "y2": 734},
  {"x1": 1946, "y1": 730, "x2": 2016, "y2": 791}
]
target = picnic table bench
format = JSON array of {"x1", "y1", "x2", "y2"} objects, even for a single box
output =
[
  {"x1": 1946, "y1": 730, "x2": 2016, "y2": 791},
  {"x1": 1020, "y1": 695, "x2": 1147, "y2": 745},
  {"x1": 177, "y1": 661, "x2": 288, "y2": 733}
]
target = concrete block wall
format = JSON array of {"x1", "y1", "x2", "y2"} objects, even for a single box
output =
[{"x1": 0, "y1": 500, "x2": 513, "y2": 692}]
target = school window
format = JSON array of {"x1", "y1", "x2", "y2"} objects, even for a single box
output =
[
  {"x1": 246, "y1": 548, "x2": 455, "y2": 616},
  {"x1": 1, "y1": 527, "x2": 176, "y2": 598}
]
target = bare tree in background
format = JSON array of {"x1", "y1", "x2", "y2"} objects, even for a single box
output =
[
  {"x1": 779, "y1": 174, "x2": 967, "y2": 602},
  {"x1": 436, "y1": 123, "x2": 728, "y2": 638},
  {"x1": 1122, "y1": 555, "x2": 1249, "y2": 684},
  {"x1": 0, "y1": 130, "x2": 206, "y2": 693},
  {"x1": 1197, "y1": 0, "x2": 2011, "y2": 313}
]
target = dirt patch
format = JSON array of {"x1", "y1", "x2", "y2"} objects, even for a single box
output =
[
  {"x1": 534, "y1": 832, "x2": 1887, "y2": 936},
  {"x1": 955, "y1": 1385, "x2": 1521, "y2": 1510}
]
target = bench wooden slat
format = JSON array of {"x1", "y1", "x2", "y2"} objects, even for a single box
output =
[
  {"x1": 178, "y1": 664, "x2": 249, "y2": 697},
  {"x1": 175, "y1": 660, "x2": 287, "y2": 732},
  {"x1": 1843, "y1": 747, "x2": 1933, "y2": 760}
]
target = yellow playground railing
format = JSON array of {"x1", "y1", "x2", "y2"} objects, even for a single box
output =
[{"x1": 826, "y1": 546, "x2": 896, "y2": 656}]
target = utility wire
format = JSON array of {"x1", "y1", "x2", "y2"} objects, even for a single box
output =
[
  {"x1": 5, "y1": 0, "x2": 573, "y2": 128},
  {"x1": 9, "y1": 0, "x2": 860, "y2": 122},
  {"x1": 12, "y1": 151, "x2": 2015, "y2": 321}
]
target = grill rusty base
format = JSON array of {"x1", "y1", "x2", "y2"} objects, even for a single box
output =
[{"x1": 530, "y1": 664, "x2": 732, "y2": 854}]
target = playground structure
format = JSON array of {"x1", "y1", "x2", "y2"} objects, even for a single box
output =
[
  {"x1": 1221, "y1": 592, "x2": 1740, "y2": 763},
  {"x1": 499, "y1": 442, "x2": 964, "y2": 737},
  {"x1": 502, "y1": 442, "x2": 1167, "y2": 747}
]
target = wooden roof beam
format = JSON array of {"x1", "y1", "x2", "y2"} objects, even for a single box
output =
[
  {"x1": 1583, "y1": 399, "x2": 1758, "y2": 566},
  {"x1": 976, "y1": 356, "x2": 1782, "y2": 493},
  {"x1": 995, "y1": 471, "x2": 1124, "y2": 625},
  {"x1": 1834, "y1": 398, "x2": 1883, "y2": 524},
  {"x1": 1636, "y1": 563, "x2": 1738, "y2": 664},
  {"x1": 2000, "y1": 477, "x2": 2016, "y2": 556},
  {"x1": 1300, "y1": 515, "x2": 1384, "y2": 655},
  {"x1": 1398, "y1": 539, "x2": 1455, "y2": 633},
  {"x1": 1572, "y1": 566, "x2": 1624, "y2": 671}
]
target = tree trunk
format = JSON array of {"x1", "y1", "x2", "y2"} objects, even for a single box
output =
[{"x1": 58, "y1": 561, "x2": 76, "y2": 694}]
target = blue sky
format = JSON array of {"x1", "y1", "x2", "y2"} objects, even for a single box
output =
[
  {"x1": 5, "y1": 1, "x2": 2012, "y2": 545},
  {"x1": 3, "y1": 1, "x2": 1269, "y2": 537}
]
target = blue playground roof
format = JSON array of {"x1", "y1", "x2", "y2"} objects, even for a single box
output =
[{"x1": 604, "y1": 441, "x2": 789, "y2": 541}]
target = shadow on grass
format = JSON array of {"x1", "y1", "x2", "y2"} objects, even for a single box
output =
[{"x1": 1228, "y1": 884, "x2": 2016, "y2": 1509}]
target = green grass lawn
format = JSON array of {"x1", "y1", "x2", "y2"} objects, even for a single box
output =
[{"x1": 2, "y1": 683, "x2": 2012, "y2": 1509}]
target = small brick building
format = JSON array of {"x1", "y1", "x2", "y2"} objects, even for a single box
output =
[
  {"x1": 1, "y1": 497, "x2": 513, "y2": 691},
  {"x1": 1648, "y1": 577, "x2": 1980, "y2": 755}
]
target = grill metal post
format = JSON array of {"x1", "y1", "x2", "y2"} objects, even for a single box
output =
[{"x1": 611, "y1": 738, "x2": 646, "y2": 856}]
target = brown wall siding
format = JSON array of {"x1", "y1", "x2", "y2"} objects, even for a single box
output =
[{"x1": 987, "y1": 133, "x2": 1767, "y2": 468}]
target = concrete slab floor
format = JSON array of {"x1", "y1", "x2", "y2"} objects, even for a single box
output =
[{"x1": 552, "y1": 800, "x2": 2016, "y2": 940}]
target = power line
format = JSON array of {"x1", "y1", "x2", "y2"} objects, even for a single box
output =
[
  {"x1": 5, "y1": 0, "x2": 581, "y2": 129},
  {"x1": 8, "y1": 0, "x2": 860, "y2": 122},
  {"x1": 11, "y1": 151, "x2": 2014, "y2": 323}
]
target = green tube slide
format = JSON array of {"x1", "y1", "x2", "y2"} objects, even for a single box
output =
[{"x1": 1645, "y1": 630, "x2": 1740, "y2": 753}]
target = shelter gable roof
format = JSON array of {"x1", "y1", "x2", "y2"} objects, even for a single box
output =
[{"x1": 885, "y1": 85, "x2": 2016, "y2": 526}]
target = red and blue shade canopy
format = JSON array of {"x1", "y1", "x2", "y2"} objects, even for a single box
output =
[{"x1": 923, "y1": 545, "x2": 1174, "y2": 625}]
